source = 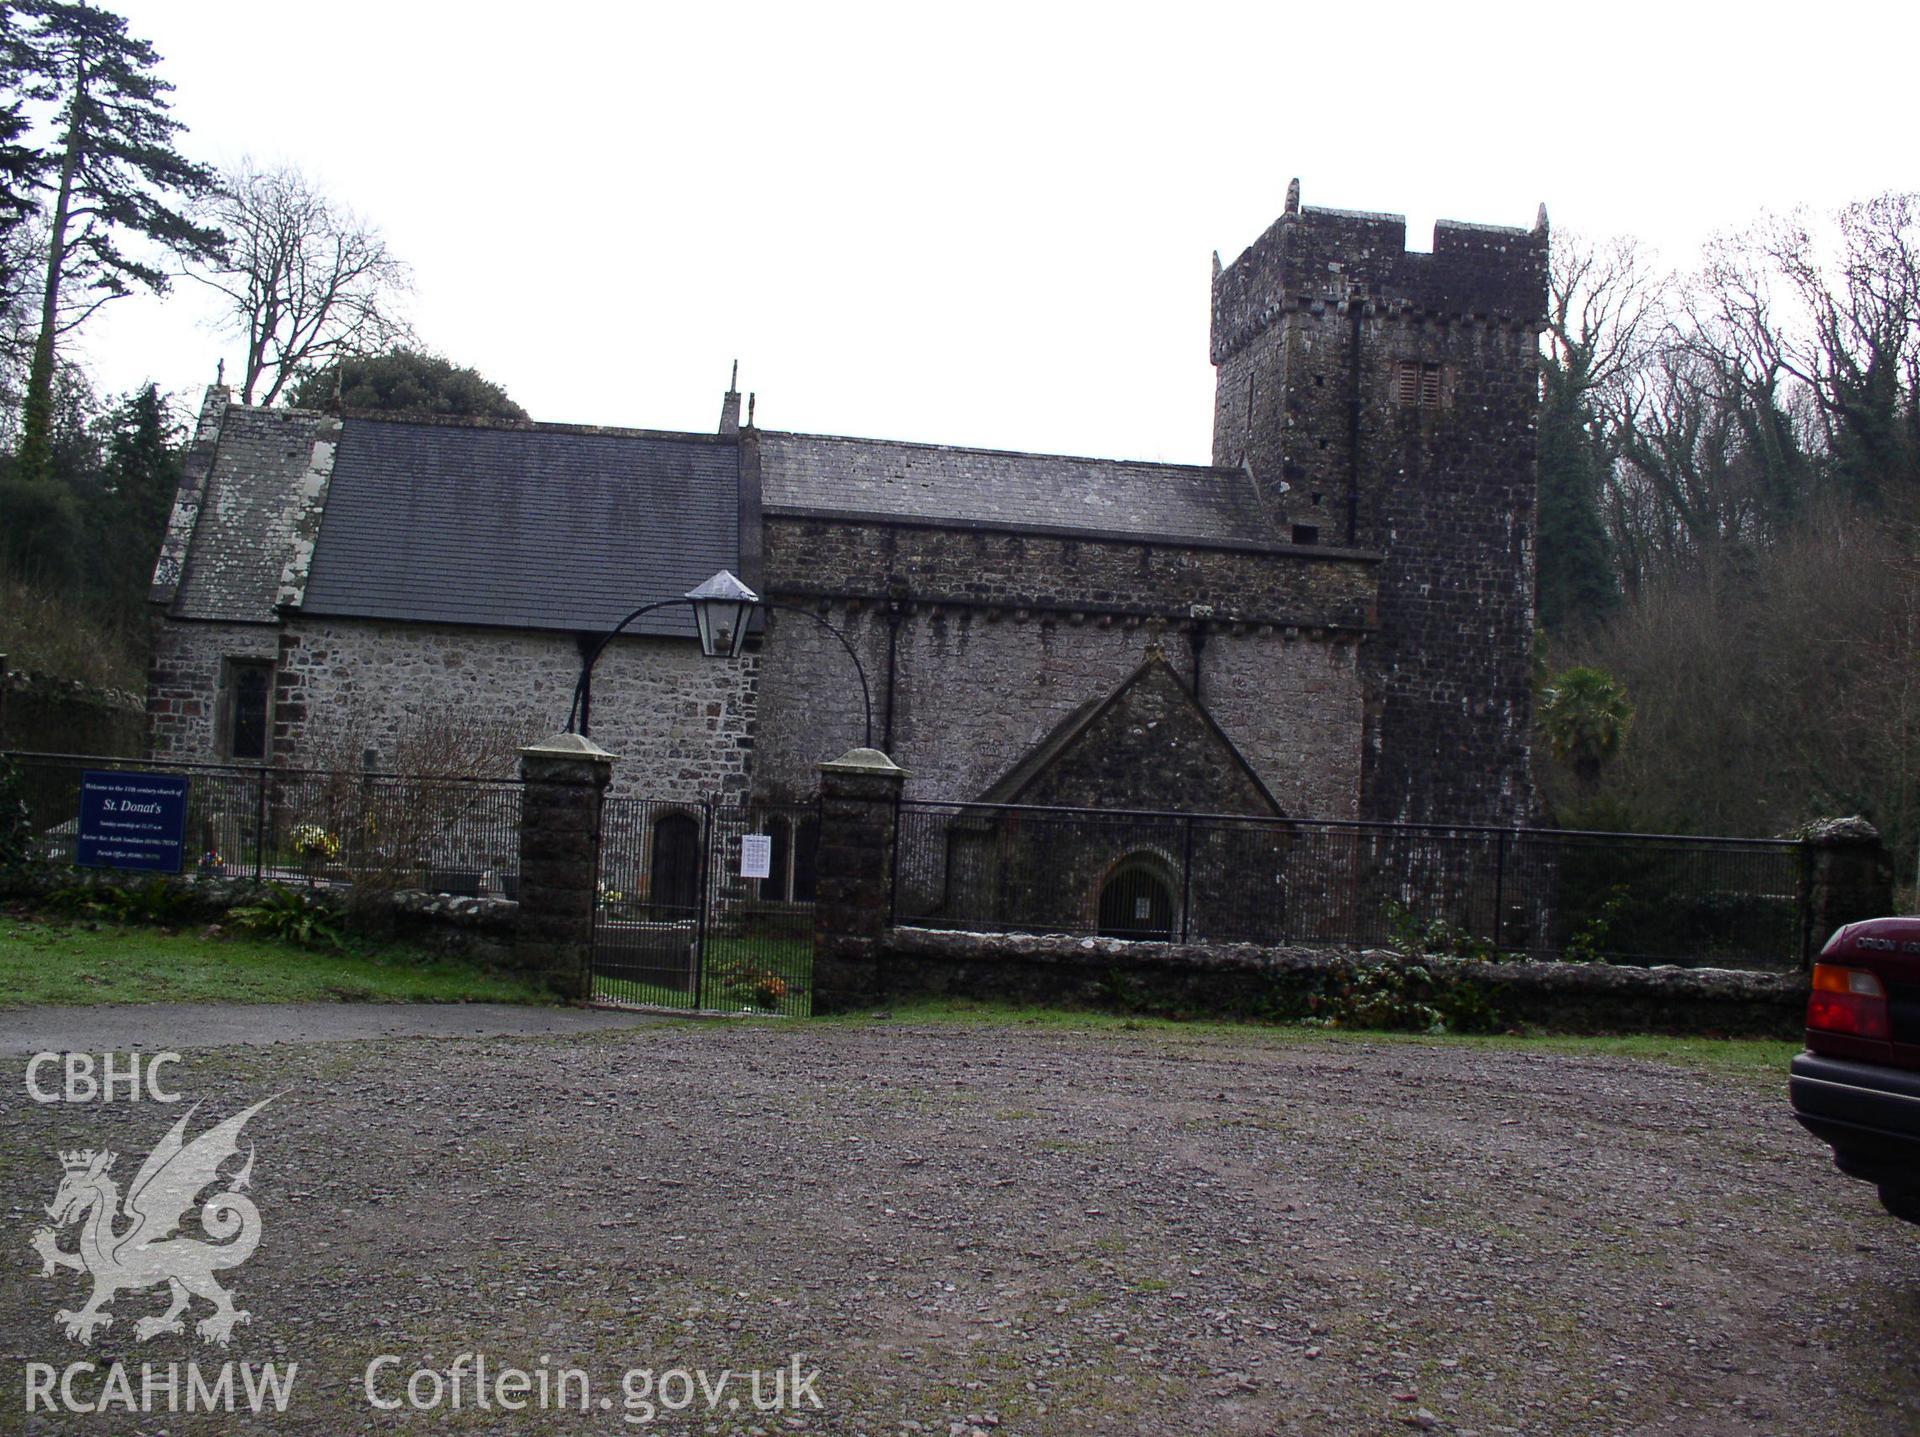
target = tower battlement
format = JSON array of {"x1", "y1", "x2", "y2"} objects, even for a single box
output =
[{"x1": 1211, "y1": 188, "x2": 1548, "y2": 366}]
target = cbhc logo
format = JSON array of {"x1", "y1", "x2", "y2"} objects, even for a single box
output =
[{"x1": 25, "y1": 1052, "x2": 183, "y2": 1104}]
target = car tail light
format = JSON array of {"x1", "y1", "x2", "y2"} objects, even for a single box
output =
[{"x1": 1807, "y1": 963, "x2": 1891, "y2": 1040}]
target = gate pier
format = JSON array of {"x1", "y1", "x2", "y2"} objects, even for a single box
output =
[
  {"x1": 516, "y1": 732, "x2": 615, "y2": 999},
  {"x1": 812, "y1": 747, "x2": 907, "y2": 1014}
]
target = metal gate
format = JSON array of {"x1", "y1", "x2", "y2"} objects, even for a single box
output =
[{"x1": 592, "y1": 798, "x2": 818, "y2": 1015}]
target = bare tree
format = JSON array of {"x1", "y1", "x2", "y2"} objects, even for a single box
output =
[
  {"x1": 1545, "y1": 234, "x2": 1663, "y2": 410},
  {"x1": 1606, "y1": 337, "x2": 1806, "y2": 584},
  {"x1": 189, "y1": 159, "x2": 412, "y2": 406},
  {"x1": 1565, "y1": 505, "x2": 1919, "y2": 866},
  {"x1": 1692, "y1": 193, "x2": 1919, "y2": 513},
  {"x1": 283, "y1": 702, "x2": 536, "y2": 918},
  {"x1": 1537, "y1": 234, "x2": 1667, "y2": 625}
]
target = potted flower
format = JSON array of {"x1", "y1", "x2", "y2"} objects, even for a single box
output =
[{"x1": 288, "y1": 823, "x2": 341, "y2": 886}]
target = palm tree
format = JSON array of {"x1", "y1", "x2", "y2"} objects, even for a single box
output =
[{"x1": 1540, "y1": 667, "x2": 1634, "y2": 795}]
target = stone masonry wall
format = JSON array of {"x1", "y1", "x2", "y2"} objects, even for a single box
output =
[
  {"x1": 757, "y1": 515, "x2": 1373, "y2": 813},
  {"x1": 1364, "y1": 317, "x2": 1540, "y2": 826},
  {"x1": 3, "y1": 668, "x2": 145, "y2": 756},
  {"x1": 147, "y1": 617, "x2": 279, "y2": 760},
  {"x1": 881, "y1": 928, "x2": 1806, "y2": 1038},
  {"x1": 1012, "y1": 660, "x2": 1279, "y2": 813},
  {"x1": 274, "y1": 619, "x2": 754, "y2": 800},
  {"x1": 149, "y1": 613, "x2": 755, "y2": 801},
  {"x1": 755, "y1": 595, "x2": 1366, "y2": 814},
  {"x1": 766, "y1": 513, "x2": 1378, "y2": 623},
  {"x1": 1211, "y1": 196, "x2": 1548, "y2": 827}
]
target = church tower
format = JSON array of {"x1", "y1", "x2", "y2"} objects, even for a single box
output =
[{"x1": 1210, "y1": 181, "x2": 1549, "y2": 824}]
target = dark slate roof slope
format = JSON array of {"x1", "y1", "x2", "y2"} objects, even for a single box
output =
[
  {"x1": 760, "y1": 431, "x2": 1268, "y2": 545},
  {"x1": 300, "y1": 419, "x2": 738, "y2": 636},
  {"x1": 173, "y1": 407, "x2": 326, "y2": 623},
  {"x1": 976, "y1": 696, "x2": 1103, "y2": 805}
]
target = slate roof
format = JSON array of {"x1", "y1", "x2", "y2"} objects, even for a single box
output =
[
  {"x1": 172, "y1": 406, "x2": 326, "y2": 624},
  {"x1": 298, "y1": 419, "x2": 739, "y2": 636},
  {"x1": 975, "y1": 695, "x2": 1105, "y2": 805},
  {"x1": 759, "y1": 431, "x2": 1268, "y2": 545}
]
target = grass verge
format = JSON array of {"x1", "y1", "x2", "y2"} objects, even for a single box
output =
[
  {"x1": 0, "y1": 913, "x2": 549, "y2": 1007},
  {"x1": 592, "y1": 934, "x2": 813, "y2": 1015},
  {"x1": 823, "y1": 996, "x2": 1800, "y2": 1082}
]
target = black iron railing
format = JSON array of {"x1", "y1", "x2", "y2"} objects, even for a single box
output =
[
  {"x1": 893, "y1": 799, "x2": 1810, "y2": 971},
  {"x1": 4, "y1": 750, "x2": 523, "y2": 895},
  {"x1": 593, "y1": 796, "x2": 818, "y2": 1016}
]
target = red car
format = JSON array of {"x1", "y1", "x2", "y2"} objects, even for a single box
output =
[{"x1": 1790, "y1": 916, "x2": 1920, "y2": 1223}]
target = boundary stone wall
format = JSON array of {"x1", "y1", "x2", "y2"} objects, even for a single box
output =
[
  {"x1": 878, "y1": 927, "x2": 1807, "y2": 1038},
  {"x1": 2, "y1": 666, "x2": 145, "y2": 757},
  {"x1": 0, "y1": 867, "x2": 520, "y2": 975}
]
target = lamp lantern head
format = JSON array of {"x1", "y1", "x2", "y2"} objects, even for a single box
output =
[{"x1": 685, "y1": 569, "x2": 759, "y2": 660}]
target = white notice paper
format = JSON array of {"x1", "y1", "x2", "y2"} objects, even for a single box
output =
[{"x1": 741, "y1": 833, "x2": 773, "y2": 879}]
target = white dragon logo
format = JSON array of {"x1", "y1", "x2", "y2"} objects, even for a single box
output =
[{"x1": 29, "y1": 1098, "x2": 274, "y2": 1347}]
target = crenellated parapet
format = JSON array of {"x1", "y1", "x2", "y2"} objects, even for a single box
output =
[{"x1": 1210, "y1": 188, "x2": 1548, "y2": 366}]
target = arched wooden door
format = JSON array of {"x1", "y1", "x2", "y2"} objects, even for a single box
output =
[
  {"x1": 649, "y1": 812, "x2": 702, "y2": 920},
  {"x1": 1097, "y1": 862, "x2": 1175, "y2": 941}
]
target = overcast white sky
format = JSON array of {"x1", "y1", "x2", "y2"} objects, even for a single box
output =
[{"x1": 75, "y1": 0, "x2": 1920, "y2": 464}]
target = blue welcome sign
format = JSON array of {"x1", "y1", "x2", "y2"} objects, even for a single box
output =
[{"x1": 75, "y1": 771, "x2": 190, "y2": 874}]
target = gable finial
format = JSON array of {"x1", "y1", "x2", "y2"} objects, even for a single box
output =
[
  {"x1": 747, "y1": 392, "x2": 756, "y2": 427},
  {"x1": 730, "y1": 357, "x2": 738, "y2": 390},
  {"x1": 1285, "y1": 177, "x2": 1300, "y2": 215},
  {"x1": 215, "y1": 357, "x2": 224, "y2": 386}
]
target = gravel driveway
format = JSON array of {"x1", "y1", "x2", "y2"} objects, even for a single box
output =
[
  {"x1": 2, "y1": 1015, "x2": 1915, "y2": 1435},
  {"x1": 0, "y1": 1001, "x2": 664, "y2": 1055}
]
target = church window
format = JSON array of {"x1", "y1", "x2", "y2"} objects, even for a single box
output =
[{"x1": 221, "y1": 660, "x2": 273, "y2": 761}]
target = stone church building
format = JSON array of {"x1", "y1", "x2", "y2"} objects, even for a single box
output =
[{"x1": 145, "y1": 185, "x2": 1549, "y2": 833}]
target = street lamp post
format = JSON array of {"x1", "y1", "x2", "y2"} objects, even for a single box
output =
[{"x1": 565, "y1": 569, "x2": 874, "y2": 749}]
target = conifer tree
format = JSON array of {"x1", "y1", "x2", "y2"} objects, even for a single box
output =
[
  {"x1": 0, "y1": 5, "x2": 47, "y2": 265},
  {"x1": 5, "y1": 2, "x2": 222, "y2": 484},
  {"x1": 90, "y1": 381, "x2": 177, "y2": 615},
  {"x1": 1535, "y1": 353, "x2": 1620, "y2": 632},
  {"x1": 0, "y1": 96, "x2": 44, "y2": 282}
]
